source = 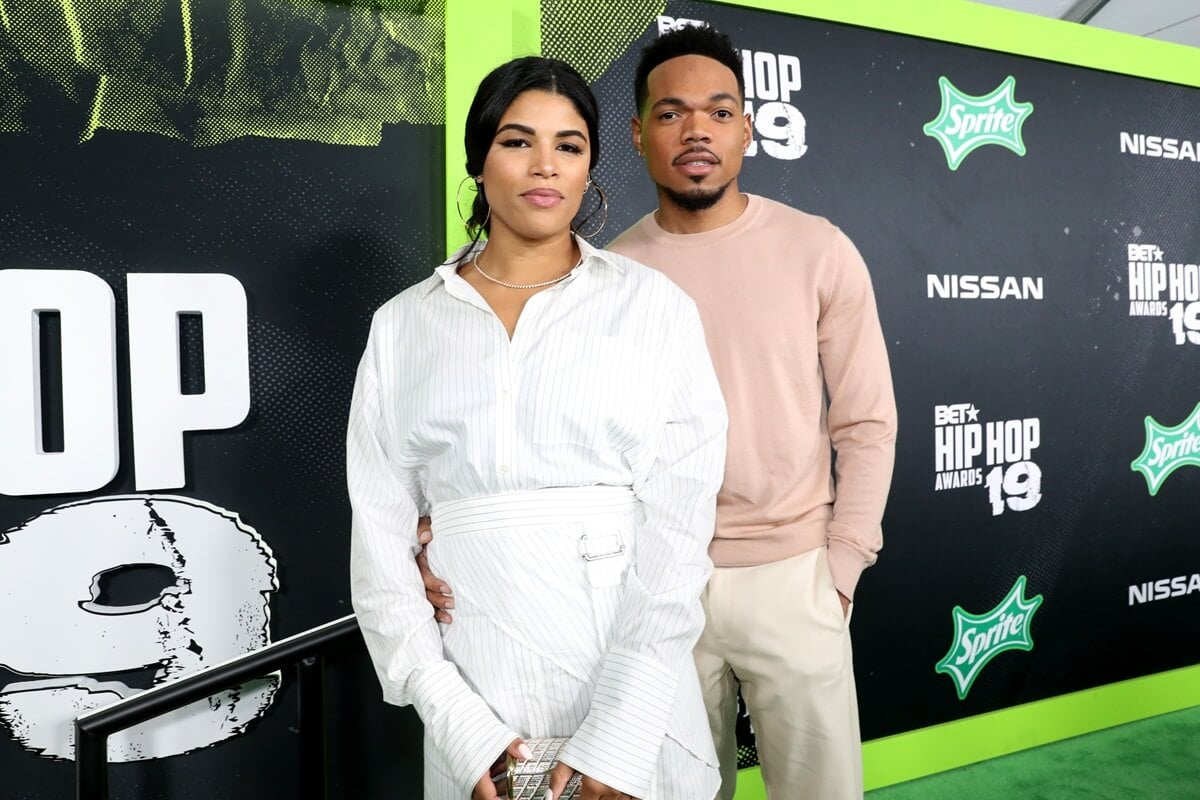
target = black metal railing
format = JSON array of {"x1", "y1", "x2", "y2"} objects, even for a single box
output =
[{"x1": 75, "y1": 614, "x2": 362, "y2": 800}]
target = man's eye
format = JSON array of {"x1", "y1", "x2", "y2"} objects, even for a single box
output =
[
  {"x1": 714, "y1": 109, "x2": 733, "y2": 119},
  {"x1": 659, "y1": 111, "x2": 678, "y2": 120}
]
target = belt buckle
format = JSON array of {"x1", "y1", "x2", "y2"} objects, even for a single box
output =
[{"x1": 579, "y1": 532, "x2": 625, "y2": 561}]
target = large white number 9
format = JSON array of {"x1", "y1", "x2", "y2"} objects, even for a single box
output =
[
  {"x1": 756, "y1": 102, "x2": 808, "y2": 161},
  {"x1": 985, "y1": 461, "x2": 1043, "y2": 516},
  {"x1": 0, "y1": 495, "x2": 278, "y2": 760}
]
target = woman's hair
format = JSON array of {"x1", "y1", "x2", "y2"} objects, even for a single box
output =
[{"x1": 462, "y1": 56, "x2": 601, "y2": 243}]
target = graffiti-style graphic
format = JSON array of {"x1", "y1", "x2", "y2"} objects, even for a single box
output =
[
  {"x1": 0, "y1": 0, "x2": 444, "y2": 145},
  {"x1": 0, "y1": 495, "x2": 277, "y2": 760}
]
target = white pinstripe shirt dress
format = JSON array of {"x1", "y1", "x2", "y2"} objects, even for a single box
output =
[{"x1": 348, "y1": 238, "x2": 726, "y2": 799}]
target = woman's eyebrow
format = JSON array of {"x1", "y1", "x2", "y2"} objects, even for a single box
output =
[
  {"x1": 496, "y1": 123, "x2": 587, "y2": 141},
  {"x1": 496, "y1": 122, "x2": 536, "y2": 136}
]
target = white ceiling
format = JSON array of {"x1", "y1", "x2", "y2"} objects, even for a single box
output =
[{"x1": 970, "y1": 0, "x2": 1200, "y2": 48}]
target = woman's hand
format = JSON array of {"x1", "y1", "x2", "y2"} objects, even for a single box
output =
[
  {"x1": 548, "y1": 762, "x2": 637, "y2": 800},
  {"x1": 472, "y1": 738, "x2": 532, "y2": 800}
]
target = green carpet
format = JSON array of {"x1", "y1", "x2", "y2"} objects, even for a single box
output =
[{"x1": 865, "y1": 705, "x2": 1200, "y2": 799}]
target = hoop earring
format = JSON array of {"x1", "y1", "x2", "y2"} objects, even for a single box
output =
[
  {"x1": 455, "y1": 175, "x2": 478, "y2": 226},
  {"x1": 456, "y1": 175, "x2": 491, "y2": 232},
  {"x1": 576, "y1": 178, "x2": 609, "y2": 240}
]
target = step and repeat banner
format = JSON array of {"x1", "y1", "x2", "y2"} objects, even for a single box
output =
[
  {"x1": 0, "y1": 1, "x2": 441, "y2": 797},
  {"x1": 3, "y1": 0, "x2": 1198, "y2": 797},
  {"x1": 540, "y1": 0, "x2": 1200, "y2": 765}
]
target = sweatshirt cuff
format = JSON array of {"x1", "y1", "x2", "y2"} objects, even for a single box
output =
[
  {"x1": 557, "y1": 648, "x2": 676, "y2": 798},
  {"x1": 408, "y1": 661, "x2": 518, "y2": 792},
  {"x1": 826, "y1": 539, "x2": 868, "y2": 601}
]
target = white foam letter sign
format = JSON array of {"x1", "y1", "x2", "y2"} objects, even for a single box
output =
[
  {"x1": 0, "y1": 269, "x2": 118, "y2": 495},
  {"x1": 127, "y1": 274, "x2": 250, "y2": 490}
]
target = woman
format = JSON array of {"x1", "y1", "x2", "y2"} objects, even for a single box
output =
[{"x1": 348, "y1": 57, "x2": 725, "y2": 800}]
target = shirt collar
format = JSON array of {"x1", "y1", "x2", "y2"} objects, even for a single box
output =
[
  {"x1": 423, "y1": 235, "x2": 623, "y2": 298},
  {"x1": 575, "y1": 236, "x2": 625, "y2": 275}
]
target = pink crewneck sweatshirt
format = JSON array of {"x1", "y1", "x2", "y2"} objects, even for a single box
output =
[{"x1": 608, "y1": 194, "x2": 897, "y2": 599}]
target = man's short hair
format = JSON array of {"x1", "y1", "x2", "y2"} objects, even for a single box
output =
[{"x1": 634, "y1": 25, "x2": 745, "y2": 114}]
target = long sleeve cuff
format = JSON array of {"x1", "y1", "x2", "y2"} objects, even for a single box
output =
[
  {"x1": 557, "y1": 648, "x2": 677, "y2": 798},
  {"x1": 826, "y1": 533, "x2": 871, "y2": 601},
  {"x1": 408, "y1": 661, "x2": 518, "y2": 792}
]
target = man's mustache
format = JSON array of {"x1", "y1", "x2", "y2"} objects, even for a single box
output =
[{"x1": 672, "y1": 147, "x2": 722, "y2": 164}]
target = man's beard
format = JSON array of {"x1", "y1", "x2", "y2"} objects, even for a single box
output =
[{"x1": 659, "y1": 178, "x2": 734, "y2": 212}]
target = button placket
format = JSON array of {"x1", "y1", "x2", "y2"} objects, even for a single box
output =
[{"x1": 495, "y1": 327, "x2": 516, "y2": 484}]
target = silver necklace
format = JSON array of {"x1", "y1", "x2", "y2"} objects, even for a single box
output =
[{"x1": 471, "y1": 250, "x2": 582, "y2": 290}]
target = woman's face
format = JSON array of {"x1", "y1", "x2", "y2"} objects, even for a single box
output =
[{"x1": 479, "y1": 89, "x2": 591, "y2": 244}]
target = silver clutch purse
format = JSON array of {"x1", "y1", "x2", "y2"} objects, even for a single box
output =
[{"x1": 505, "y1": 737, "x2": 582, "y2": 800}]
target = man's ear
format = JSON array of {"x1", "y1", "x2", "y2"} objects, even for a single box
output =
[{"x1": 631, "y1": 115, "x2": 644, "y2": 156}]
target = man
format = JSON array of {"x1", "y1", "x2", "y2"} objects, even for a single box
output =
[{"x1": 419, "y1": 24, "x2": 896, "y2": 800}]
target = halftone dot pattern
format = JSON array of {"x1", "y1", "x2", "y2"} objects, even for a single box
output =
[
  {"x1": 0, "y1": 0, "x2": 444, "y2": 146},
  {"x1": 545, "y1": 0, "x2": 666, "y2": 244},
  {"x1": 0, "y1": 2, "x2": 444, "y2": 793},
  {"x1": 0, "y1": 124, "x2": 442, "y2": 538},
  {"x1": 246, "y1": 316, "x2": 350, "y2": 485},
  {"x1": 178, "y1": 312, "x2": 206, "y2": 395},
  {"x1": 540, "y1": 0, "x2": 663, "y2": 83},
  {"x1": 735, "y1": 690, "x2": 760, "y2": 769}
]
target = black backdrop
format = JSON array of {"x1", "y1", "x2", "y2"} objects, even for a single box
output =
[
  {"x1": 2, "y1": 1, "x2": 1199, "y2": 797},
  {"x1": 1, "y1": 1, "x2": 439, "y2": 796},
  {"x1": 554, "y1": 0, "x2": 1200, "y2": 742}
]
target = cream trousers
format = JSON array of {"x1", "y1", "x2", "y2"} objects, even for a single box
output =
[{"x1": 694, "y1": 547, "x2": 863, "y2": 800}]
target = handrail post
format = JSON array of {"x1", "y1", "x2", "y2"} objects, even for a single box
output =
[
  {"x1": 73, "y1": 615, "x2": 358, "y2": 800},
  {"x1": 297, "y1": 655, "x2": 328, "y2": 800},
  {"x1": 75, "y1": 722, "x2": 108, "y2": 800}
]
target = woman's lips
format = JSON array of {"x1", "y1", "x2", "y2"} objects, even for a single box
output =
[{"x1": 522, "y1": 188, "x2": 564, "y2": 208}]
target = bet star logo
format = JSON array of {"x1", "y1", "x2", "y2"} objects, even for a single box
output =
[
  {"x1": 1131, "y1": 402, "x2": 1200, "y2": 496},
  {"x1": 935, "y1": 576, "x2": 1043, "y2": 700},
  {"x1": 923, "y1": 75, "x2": 1034, "y2": 170}
]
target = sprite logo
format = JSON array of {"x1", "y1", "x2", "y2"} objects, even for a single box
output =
[
  {"x1": 935, "y1": 575, "x2": 1042, "y2": 700},
  {"x1": 1131, "y1": 402, "x2": 1200, "y2": 496},
  {"x1": 923, "y1": 76, "x2": 1033, "y2": 170}
]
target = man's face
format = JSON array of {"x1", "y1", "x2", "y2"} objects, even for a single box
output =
[{"x1": 633, "y1": 54, "x2": 752, "y2": 212}]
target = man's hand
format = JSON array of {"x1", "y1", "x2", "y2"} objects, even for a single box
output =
[
  {"x1": 471, "y1": 738, "x2": 532, "y2": 800},
  {"x1": 416, "y1": 516, "x2": 456, "y2": 623},
  {"x1": 548, "y1": 762, "x2": 636, "y2": 800},
  {"x1": 837, "y1": 589, "x2": 851, "y2": 618}
]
